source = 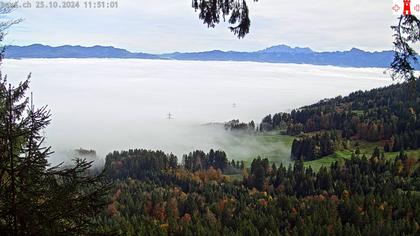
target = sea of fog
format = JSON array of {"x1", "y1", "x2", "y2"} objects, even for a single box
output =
[{"x1": 2, "y1": 59, "x2": 394, "y2": 165}]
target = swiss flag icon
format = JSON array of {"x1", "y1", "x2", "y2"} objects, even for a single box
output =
[{"x1": 393, "y1": 0, "x2": 420, "y2": 15}]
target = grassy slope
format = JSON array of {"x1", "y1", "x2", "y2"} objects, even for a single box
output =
[
  {"x1": 223, "y1": 132, "x2": 294, "y2": 180},
  {"x1": 220, "y1": 131, "x2": 294, "y2": 166},
  {"x1": 253, "y1": 132, "x2": 294, "y2": 164},
  {"x1": 305, "y1": 141, "x2": 420, "y2": 171},
  {"x1": 223, "y1": 132, "x2": 420, "y2": 173}
]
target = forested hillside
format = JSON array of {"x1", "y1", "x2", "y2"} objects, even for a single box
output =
[
  {"x1": 260, "y1": 80, "x2": 420, "y2": 161},
  {"x1": 94, "y1": 149, "x2": 420, "y2": 235}
]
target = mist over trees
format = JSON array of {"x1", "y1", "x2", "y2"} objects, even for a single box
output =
[
  {"x1": 0, "y1": 74, "x2": 111, "y2": 235},
  {"x1": 0, "y1": 5, "x2": 110, "y2": 235},
  {"x1": 0, "y1": 0, "x2": 417, "y2": 235},
  {"x1": 224, "y1": 119, "x2": 256, "y2": 132}
]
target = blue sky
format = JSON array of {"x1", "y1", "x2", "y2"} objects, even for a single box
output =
[{"x1": 4, "y1": 0, "x2": 398, "y2": 53}]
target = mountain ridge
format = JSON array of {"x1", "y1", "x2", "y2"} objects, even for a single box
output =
[{"x1": 4, "y1": 44, "x2": 419, "y2": 69}]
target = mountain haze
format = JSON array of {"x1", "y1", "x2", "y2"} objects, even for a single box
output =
[
  {"x1": 5, "y1": 44, "x2": 159, "y2": 59},
  {"x1": 5, "y1": 44, "x2": 418, "y2": 69}
]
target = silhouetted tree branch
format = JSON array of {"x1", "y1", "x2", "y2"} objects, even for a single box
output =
[
  {"x1": 192, "y1": 0, "x2": 258, "y2": 38},
  {"x1": 391, "y1": 15, "x2": 420, "y2": 82}
]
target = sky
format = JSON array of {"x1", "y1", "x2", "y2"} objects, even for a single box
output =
[{"x1": 3, "y1": 0, "x2": 400, "y2": 53}]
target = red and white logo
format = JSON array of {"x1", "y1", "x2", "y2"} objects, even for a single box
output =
[{"x1": 393, "y1": 0, "x2": 420, "y2": 15}]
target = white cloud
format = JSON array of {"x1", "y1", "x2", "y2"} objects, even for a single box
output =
[
  {"x1": 4, "y1": 0, "x2": 400, "y2": 53},
  {"x1": 2, "y1": 59, "x2": 393, "y2": 161}
]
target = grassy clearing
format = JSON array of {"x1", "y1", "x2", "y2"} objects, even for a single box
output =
[
  {"x1": 305, "y1": 140, "x2": 420, "y2": 171},
  {"x1": 252, "y1": 132, "x2": 294, "y2": 164},
  {"x1": 220, "y1": 131, "x2": 294, "y2": 166},
  {"x1": 222, "y1": 132, "x2": 294, "y2": 181},
  {"x1": 304, "y1": 150, "x2": 353, "y2": 171},
  {"x1": 222, "y1": 131, "x2": 420, "y2": 173}
]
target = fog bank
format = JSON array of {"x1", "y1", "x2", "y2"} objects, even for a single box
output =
[{"x1": 2, "y1": 59, "x2": 394, "y2": 165}]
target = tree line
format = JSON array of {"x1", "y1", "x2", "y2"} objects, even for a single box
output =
[
  {"x1": 224, "y1": 119, "x2": 256, "y2": 133},
  {"x1": 260, "y1": 80, "x2": 420, "y2": 160},
  {"x1": 94, "y1": 147, "x2": 420, "y2": 235}
]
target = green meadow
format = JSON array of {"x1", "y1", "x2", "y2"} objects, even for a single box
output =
[{"x1": 223, "y1": 131, "x2": 420, "y2": 172}]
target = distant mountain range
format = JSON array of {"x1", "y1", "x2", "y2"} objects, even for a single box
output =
[
  {"x1": 5, "y1": 44, "x2": 159, "y2": 59},
  {"x1": 4, "y1": 44, "x2": 419, "y2": 69}
]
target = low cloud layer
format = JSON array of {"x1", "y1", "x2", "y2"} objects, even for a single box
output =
[{"x1": 2, "y1": 59, "x2": 394, "y2": 165}]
